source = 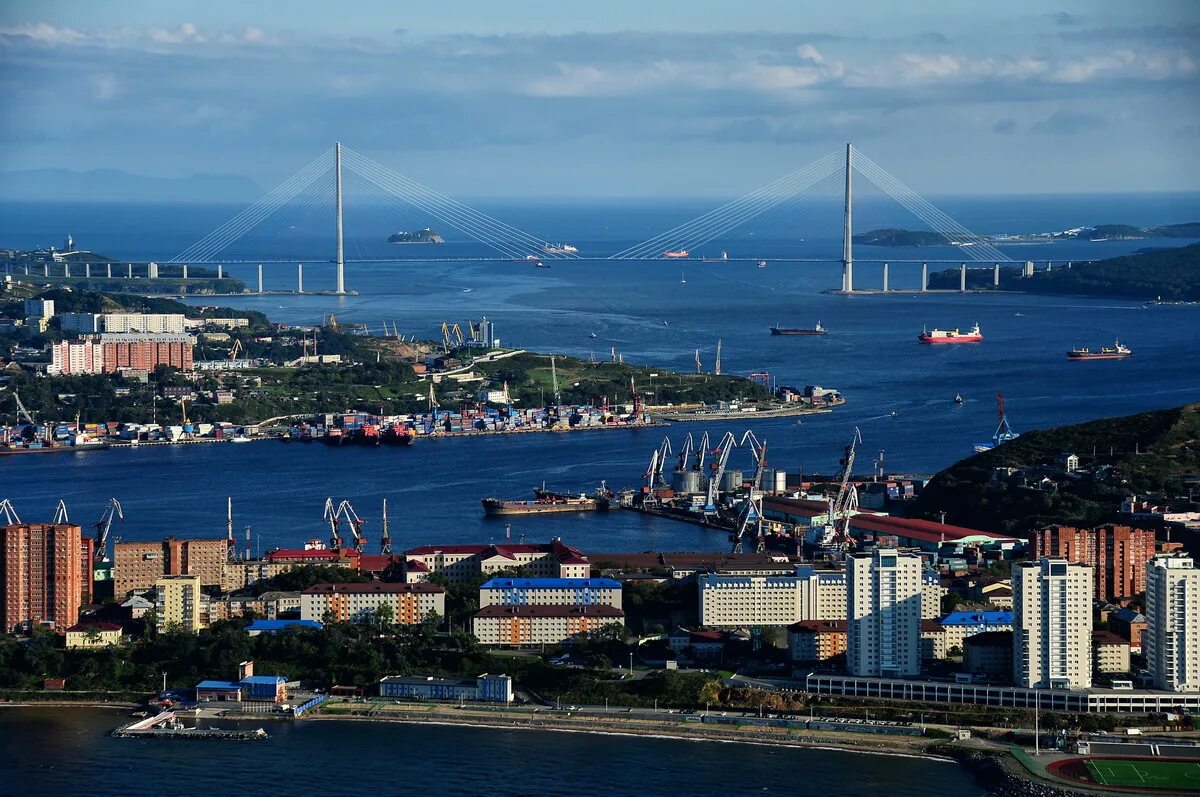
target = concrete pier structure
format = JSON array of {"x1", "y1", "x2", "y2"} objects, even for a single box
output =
[
  {"x1": 993, "y1": 262, "x2": 1000, "y2": 286},
  {"x1": 257, "y1": 264, "x2": 263, "y2": 294},
  {"x1": 182, "y1": 264, "x2": 188, "y2": 280},
  {"x1": 298, "y1": 263, "x2": 304, "y2": 294},
  {"x1": 335, "y1": 142, "x2": 345, "y2": 295},
  {"x1": 921, "y1": 263, "x2": 928, "y2": 292},
  {"x1": 959, "y1": 263, "x2": 967, "y2": 292},
  {"x1": 882, "y1": 262, "x2": 889, "y2": 292}
]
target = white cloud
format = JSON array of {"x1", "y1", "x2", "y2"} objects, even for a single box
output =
[{"x1": 0, "y1": 21, "x2": 279, "y2": 49}]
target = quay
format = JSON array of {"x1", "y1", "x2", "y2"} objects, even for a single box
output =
[{"x1": 111, "y1": 710, "x2": 268, "y2": 741}]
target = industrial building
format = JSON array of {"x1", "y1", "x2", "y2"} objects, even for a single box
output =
[
  {"x1": 471, "y1": 604, "x2": 624, "y2": 646},
  {"x1": 1012, "y1": 558, "x2": 1093, "y2": 689},
  {"x1": 114, "y1": 536, "x2": 227, "y2": 597},
  {"x1": 698, "y1": 567, "x2": 846, "y2": 628},
  {"x1": 402, "y1": 539, "x2": 589, "y2": 582},
  {"x1": 197, "y1": 660, "x2": 288, "y2": 703},
  {"x1": 1, "y1": 521, "x2": 86, "y2": 632},
  {"x1": 1144, "y1": 554, "x2": 1200, "y2": 692},
  {"x1": 846, "y1": 548, "x2": 924, "y2": 678},
  {"x1": 299, "y1": 582, "x2": 445, "y2": 624},
  {"x1": 478, "y1": 577, "x2": 621, "y2": 609},
  {"x1": 379, "y1": 673, "x2": 513, "y2": 703}
]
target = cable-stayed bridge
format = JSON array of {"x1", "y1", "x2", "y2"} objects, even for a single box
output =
[{"x1": 27, "y1": 143, "x2": 1033, "y2": 294}]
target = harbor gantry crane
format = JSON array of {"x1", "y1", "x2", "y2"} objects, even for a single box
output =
[
  {"x1": 732, "y1": 432, "x2": 769, "y2": 553},
  {"x1": 993, "y1": 392, "x2": 1019, "y2": 447},
  {"x1": 694, "y1": 431, "x2": 711, "y2": 474},
  {"x1": 653, "y1": 436, "x2": 673, "y2": 489},
  {"x1": 0, "y1": 498, "x2": 22, "y2": 525},
  {"x1": 825, "y1": 427, "x2": 863, "y2": 556},
  {"x1": 380, "y1": 498, "x2": 391, "y2": 555},
  {"x1": 675, "y1": 433, "x2": 694, "y2": 476},
  {"x1": 93, "y1": 497, "x2": 124, "y2": 563},
  {"x1": 51, "y1": 499, "x2": 69, "y2": 525},
  {"x1": 12, "y1": 391, "x2": 35, "y2": 425},
  {"x1": 322, "y1": 497, "x2": 342, "y2": 549},
  {"x1": 440, "y1": 322, "x2": 464, "y2": 351},
  {"x1": 336, "y1": 500, "x2": 368, "y2": 552},
  {"x1": 704, "y1": 432, "x2": 738, "y2": 513}
]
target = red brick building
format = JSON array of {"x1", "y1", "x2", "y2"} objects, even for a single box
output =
[
  {"x1": 100, "y1": 333, "x2": 194, "y2": 372},
  {"x1": 1031, "y1": 524, "x2": 1156, "y2": 600},
  {"x1": 1, "y1": 523, "x2": 84, "y2": 632}
]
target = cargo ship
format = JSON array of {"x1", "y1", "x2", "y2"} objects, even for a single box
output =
[
  {"x1": 1068, "y1": 341, "x2": 1132, "y2": 360},
  {"x1": 664, "y1": 249, "x2": 689, "y2": 259},
  {"x1": 482, "y1": 486, "x2": 611, "y2": 516},
  {"x1": 703, "y1": 251, "x2": 729, "y2": 262},
  {"x1": 541, "y1": 243, "x2": 578, "y2": 255},
  {"x1": 770, "y1": 321, "x2": 826, "y2": 336},
  {"x1": 918, "y1": 323, "x2": 983, "y2": 344}
]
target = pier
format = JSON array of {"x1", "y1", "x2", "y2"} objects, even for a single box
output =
[{"x1": 112, "y1": 710, "x2": 268, "y2": 741}]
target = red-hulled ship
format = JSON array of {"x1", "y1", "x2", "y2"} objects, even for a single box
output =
[
  {"x1": 1067, "y1": 340, "x2": 1131, "y2": 360},
  {"x1": 919, "y1": 323, "x2": 983, "y2": 344}
]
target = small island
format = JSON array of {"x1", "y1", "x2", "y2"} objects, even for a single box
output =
[
  {"x1": 853, "y1": 221, "x2": 1200, "y2": 247},
  {"x1": 852, "y1": 228, "x2": 951, "y2": 247},
  {"x1": 387, "y1": 228, "x2": 444, "y2": 244}
]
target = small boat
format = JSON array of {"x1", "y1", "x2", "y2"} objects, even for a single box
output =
[
  {"x1": 534, "y1": 261, "x2": 549, "y2": 268},
  {"x1": 757, "y1": 260, "x2": 767, "y2": 269},
  {"x1": 890, "y1": 410, "x2": 898, "y2": 417},
  {"x1": 662, "y1": 320, "x2": 669, "y2": 326},
  {"x1": 918, "y1": 323, "x2": 983, "y2": 344},
  {"x1": 954, "y1": 394, "x2": 964, "y2": 404},
  {"x1": 589, "y1": 331, "x2": 597, "y2": 339},
  {"x1": 1067, "y1": 340, "x2": 1132, "y2": 360},
  {"x1": 228, "y1": 436, "x2": 252, "y2": 443},
  {"x1": 703, "y1": 251, "x2": 729, "y2": 262},
  {"x1": 1014, "y1": 312, "x2": 1024, "y2": 317}
]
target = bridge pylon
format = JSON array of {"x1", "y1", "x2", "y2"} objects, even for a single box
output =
[
  {"x1": 335, "y1": 141, "x2": 345, "y2": 295},
  {"x1": 842, "y1": 142, "x2": 854, "y2": 293}
]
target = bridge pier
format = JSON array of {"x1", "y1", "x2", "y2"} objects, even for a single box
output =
[
  {"x1": 959, "y1": 263, "x2": 967, "y2": 292},
  {"x1": 993, "y1": 262, "x2": 1000, "y2": 286},
  {"x1": 106, "y1": 263, "x2": 112, "y2": 279},
  {"x1": 842, "y1": 260, "x2": 854, "y2": 292},
  {"x1": 182, "y1": 264, "x2": 188, "y2": 280},
  {"x1": 335, "y1": 142, "x2": 345, "y2": 294},
  {"x1": 921, "y1": 263, "x2": 928, "y2": 291},
  {"x1": 297, "y1": 263, "x2": 304, "y2": 294},
  {"x1": 257, "y1": 264, "x2": 263, "y2": 294},
  {"x1": 882, "y1": 262, "x2": 889, "y2": 292},
  {"x1": 127, "y1": 263, "x2": 133, "y2": 279},
  {"x1": 43, "y1": 264, "x2": 49, "y2": 277},
  {"x1": 217, "y1": 264, "x2": 223, "y2": 279},
  {"x1": 64, "y1": 263, "x2": 70, "y2": 278},
  {"x1": 148, "y1": 262, "x2": 158, "y2": 279},
  {"x1": 85, "y1": 263, "x2": 90, "y2": 278},
  {"x1": 1046, "y1": 261, "x2": 1053, "y2": 272}
]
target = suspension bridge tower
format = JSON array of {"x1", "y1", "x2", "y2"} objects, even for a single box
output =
[
  {"x1": 841, "y1": 142, "x2": 854, "y2": 293},
  {"x1": 335, "y1": 141, "x2": 346, "y2": 294}
]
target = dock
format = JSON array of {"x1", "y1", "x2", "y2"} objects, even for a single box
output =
[{"x1": 112, "y1": 710, "x2": 268, "y2": 741}]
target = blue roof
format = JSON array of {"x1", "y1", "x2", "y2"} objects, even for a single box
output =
[
  {"x1": 246, "y1": 619, "x2": 323, "y2": 632},
  {"x1": 196, "y1": 680, "x2": 242, "y2": 690},
  {"x1": 940, "y1": 611, "x2": 1013, "y2": 626},
  {"x1": 480, "y1": 577, "x2": 621, "y2": 589},
  {"x1": 241, "y1": 675, "x2": 287, "y2": 685}
]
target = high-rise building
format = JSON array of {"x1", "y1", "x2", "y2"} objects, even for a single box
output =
[
  {"x1": 1030, "y1": 524, "x2": 1155, "y2": 600},
  {"x1": 846, "y1": 548, "x2": 924, "y2": 677},
  {"x1": 1012, "y1": 558, "x2": 1093, "y2": 689},
  {"x1": 155, "y1": 574, "x2": 203, "y2": 633},
  {"x1": 114, "y1": 537, "x2": 227, "y2": 597},
  {"x1": 1, "y1": 523, "x2": 83, "y2": 632},
  {"x1": 1144, "y1": 555, "x2": 1200, "y2": 692}
]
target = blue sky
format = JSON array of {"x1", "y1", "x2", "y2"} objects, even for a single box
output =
[{"x1": 1, "y1": 0, "x2": 1198, "y2": 198}]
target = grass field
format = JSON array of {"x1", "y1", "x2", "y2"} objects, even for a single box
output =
[{"x1": 1084, "y1": 758, "x2": 1200, "y2": 791}]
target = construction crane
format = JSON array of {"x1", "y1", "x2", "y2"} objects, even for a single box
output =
[
  {"x1": 993, "y1": 392, "x2": 1019, "y2": 447},
  {"x1": 51, "y1": 499, "x2": 69, "y2": 525},
  {"x1": 380, "y1": 498, "x2": 391, "y2": 555},
  {"x1": 0, "y1": 498, "x2": 20, "y2": 524},
  {"x1": 322, "y1": 497, "x2": 341, "y2": 549},
  {"x1": 336, "y1": 500, "x2": 368, "y2": 552},
  {"x1": 226, "y1": 496, "x2": 236, "y2": 561},
  {"x1": 704, "y1": 432, "x2": 738, "y2": 512},
  {"x1": 93, "y1": 497, "x2": 123, "y2": 563}
]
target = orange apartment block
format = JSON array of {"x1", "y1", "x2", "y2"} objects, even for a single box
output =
[{"x1": 1, "y1": 523, "x2": 83, "y2": 632}]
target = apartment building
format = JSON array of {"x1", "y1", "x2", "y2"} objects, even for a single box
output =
[
  {"x1": 478, "y1": 577, "x2": 621, "y2": 609},
  {"x1": 1031, "y1": 524, "x2": 1156, "y2": 600},
  {"x1": 59, "y1": 312, "x2": 186, "y2": 334},
  {"x1": 155, "y1": 574, "x2": 204, "y2": 633},
  {"x1": 788, "y1": 620, "x2": 848, "y2": 666},
  {"x1": 1012, "y1": 558, "x2": 1093, "y2": 689},
  {"x1": 299, "y1": 582, "x2": 445, "y2": 624},
  {"x1": 698, "y1": 567, "x2": 847, "y2": 628},
  {"x1": 402, "y1": 539, "x2": 589, "y2": 582},
  {"x1": 1, "y1": 522, "x2": 84, "y2": 632},
  {"x1": 472, "y1": 604, "x2": 624, "y2": 646},
  {"x1": 846, "y1": 548, "x2": 924, "y2": 678},
  {"x1": 1144, "y1": 554, "x2": 1200, "y2": 692},
  {"x1": 114, "y1": 537, "x2": 227, "y2": 597}
]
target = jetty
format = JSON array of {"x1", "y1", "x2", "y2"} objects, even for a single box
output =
[{"x1": 112, "y1": 710, "x2": 268, "y2": 741}]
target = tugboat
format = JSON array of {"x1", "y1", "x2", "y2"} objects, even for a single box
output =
[
  {"x1": 918, "y1": 323, "x2": 983, "y2": 344},
  {"x1": 1067, "y1": 340, "x2": 1132, "y2": 360},
  {"x1": 770, "y1": 321, "x2": 827, "y2": 336}
]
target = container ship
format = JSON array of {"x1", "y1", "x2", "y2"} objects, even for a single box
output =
[
  {"x1": 770, "y1": 321, "x2": 826, "y2": 336},
  {"x1": 918, "y1": 323, "x2": 983, "y2": 344},
  {"x1": 1067, "y1": 341, "x2": 1132, "y2": 360},
  {"x1": 482, "y1": 486, "x2": 611, "y2": 516}
]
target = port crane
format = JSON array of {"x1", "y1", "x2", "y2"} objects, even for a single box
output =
[
  {"x1": 675, "y1": 433, "x2": 694, "y2": 475},
  {"x1": 0, "y1": 498, "x2": 21, "y2": 524},
  {"x1": 93, "y1": 497, "x2": 124, "y2": 563},
  {"x1": 336, "y1": 500, "x2": 368, "y2": 552},
  {"x1": 732, "y1": 432, "x2": 768, "y2": 553},
  {"x1": 322, "y1": 497, "x2": 341, "y2": 549},
  {"x1": 228, "y1": 338, "x2": 243, "y2": 361},
  {"x1": 822, "y1": 427, "x2": 862, "y2": 556},
  {"x1": 993, "y1": 392, "x2": 1019, "y2": 447},
  {"x1": 380, "y1": 498, "x2": 391, "y2": 555},
  {"x1": 12, "y1": 391, "x2": 35, "y2": 425},
  {"x1": 704, "y1": 432, "x2": 738, "y2": 513},
  {"x1": 51, "y1": 499, "x2": 69, "y2": 525},
  {"x1": 440, "y1": 322, "x2": 464, "y2": 351}
]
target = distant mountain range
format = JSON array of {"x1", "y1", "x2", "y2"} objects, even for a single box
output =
[{"x1": 0, "y1": 168, "x2": 263, "y2": 203}]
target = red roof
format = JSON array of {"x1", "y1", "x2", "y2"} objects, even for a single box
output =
[
  {"x1": 403, "y1": 540, "x2": 589, "y2": 564},
  {"x1": 849, "y1": 514, "x2": 1013, "y2": 544},
  {"x1": 763, "y1": 496, "x2": 830, "y2": 518},
  {"x1": 301, "y1": 582, "x2": 443, "y2": 595},
  {"x1": 405, "y1": 559, "x2": 429, "y2": 572},
  {"x1": 788, "y1": 620, "x2": 847, "y2": 633},
  {"x1": 266, "y1": 548, "x2": 360, "y2": 563},
  {"x1": 67, "y1": 622, "x2": 122, "y2": 632},
  {"x1": 357, "y1": 555, "x2": 401, "y2": 572}
]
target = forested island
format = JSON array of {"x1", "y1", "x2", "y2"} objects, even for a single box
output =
[
  {"x1": 910, "y1": 403, "x2": 1200, "y2": 534},
  {"x1": 927, "y1": 242, "x2": 1200, "y2": 300},
  {"x1": 854, "y1": 221, "x2": 1200, "y2": 247},
  {"x1": 387, "y1": 228, "x2": 444, "y2": 244}
]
